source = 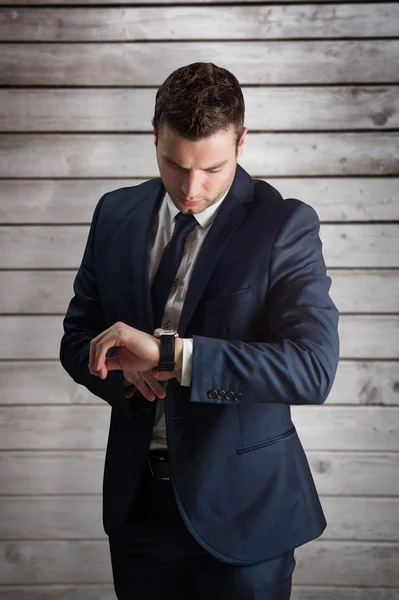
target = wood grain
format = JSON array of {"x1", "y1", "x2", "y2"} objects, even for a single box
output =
[
  {"x1": 1, "y1": 0, "x2": 398, "y2": 596},
  {"x1": 0, "y1": 315, "x2": 398, "y2": 359},
  {"x1": 1, "y1": 359, "x2": 398, "y2": 406},
  {"x1": 1, "y1": 224, "x2": 398, "y2": 268},
  {"x1": 0, "y1": 0, "x2": 384, "y2": 4},
  {"x1": 1, "y1": 5, "x2": 398, "y2": 41},
  {"x1": 0, "y1": 495, "x2": 397, "y2": 541},
  {"x1": 1, "y1": 41, "x2": 398, "y2": 85},
  {"x1": 1, "y1": 450, "x2": 397, "y2": 496},
  {"x1": 1, "y1": 178, "x2": 398, "y2": 223},
  {"x1": 0, "y1": 585, "x2": 396, "y2": 600},
  {"x1": 1, "y1": 86, "x2": 397, "y2": 132},
  {"x1": 2, "y1": 133, "x2": 397, "y2": 178},
  {"x1": 292, "y1": 589, "x2": 399, "y2": 600},
  {"x1": 0, "y1": 540, "x2": 398, "y2": 585},
  {"x1": 1, "y1": 269, "x2": 398, "y2": 314},
  {"x1": 0, "y1": 405, "x2": 398, "y2": 451}
]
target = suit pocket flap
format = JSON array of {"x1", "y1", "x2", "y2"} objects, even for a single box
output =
[
  {"x1": 204, "y1": 287, "x2": 252, "y2": 314},
  {"x1": 236, "y1": 426, "x2": 297, "y2": 455}
]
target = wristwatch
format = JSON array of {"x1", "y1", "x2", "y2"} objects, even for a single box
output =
[{"x1": 154, "y1": 329, "x2": 179, "y2": 371}]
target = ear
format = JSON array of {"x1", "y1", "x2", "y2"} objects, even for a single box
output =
[
  {"x1": 151, "y1": 118, "x2": 157, "y2": 145},
  {"x1": 237, "y1": 127, "x2": 248, "y2": 157}
]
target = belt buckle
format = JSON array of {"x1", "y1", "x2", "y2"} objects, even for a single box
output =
[
  {"x1": 147, "y1": 457, "x2": 155, "y2": 477},
  {"x1": 147, "y1": 455, "x2": 170, "y2": 481}
]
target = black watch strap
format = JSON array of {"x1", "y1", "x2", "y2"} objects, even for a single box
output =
[{"x1": 158, "y1": 334, "x2": 176, "y2": 371}]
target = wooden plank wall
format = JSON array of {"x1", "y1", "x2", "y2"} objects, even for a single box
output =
[{"x1": 0, "y1": 0, "x2": 398, "y2": 597}]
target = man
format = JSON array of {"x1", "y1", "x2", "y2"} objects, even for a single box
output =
[{"x1": 60, "y1": 62, "x2": 340, "y2": 599}]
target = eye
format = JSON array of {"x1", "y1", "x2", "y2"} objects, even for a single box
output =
[{"x1": 207, "y1": 169, "x2": 221, "y2": 174}]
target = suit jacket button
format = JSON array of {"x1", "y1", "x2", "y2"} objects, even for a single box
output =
[
  {"x1": 207, "y1": 389, "x2": 218, "y2": 399},
  {"x1": 226, "y1": 391, "x2": 235, "y2": 401},
  {"x1": 217, "y1": 389, "x2": 226, "y2": 400},
  {"x1": 234, "y1": 392, "x2": 243, "y2": 402}
]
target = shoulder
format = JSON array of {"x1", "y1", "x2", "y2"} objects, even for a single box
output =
[
  {"x1": 99, "y1": 177, "x2": 162, "y2": 215},
  {"x1": 252, "y1": 177, "x2": 319, "y2": 225}
]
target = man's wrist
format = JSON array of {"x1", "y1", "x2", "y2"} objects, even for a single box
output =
[{"x1": 174, "y1": 337, "x2": 183, "y2": 371}]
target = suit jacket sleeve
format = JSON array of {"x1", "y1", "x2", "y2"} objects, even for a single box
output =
[
  {"x1": 190, "y1": 200, "x2": 340, "y2": 406},
  {"x1": 59, "y1": 194, "x2": 128, "y2": 412}
]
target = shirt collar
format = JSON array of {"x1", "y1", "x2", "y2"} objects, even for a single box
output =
[{"x1": 165, "y1": 186, "x2": 231, "y2": 229}]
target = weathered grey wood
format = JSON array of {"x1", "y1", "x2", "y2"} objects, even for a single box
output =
[
  {"x1": 321, "y1": 226, "x2": 399, "y2": 268},
  {"x1": 2, "y1": 133, "x2": 398, "y2": 178},
  {"x1": 309, "y1": 452, "x2": 399, "y2": 496},
  {"x1": 270, "y1": 178, "x2": 399, "y2": 221},
  {"x1": 328, "y1": 271, "x2": 399, "y2": 313},
  {"x1": 331, "y1": 360, "x2": 399, "y2": 406},
  {"x1": 337, "y1": 315, "x2": 399, "y2": 358},
  {"x1": 0, "y1": 540, "x2": 398, "y2": 585},
  {"x1": 1, "y1": 178, "x2": 398, "y2": 223},
  {"x1": 1, "y1": 495, "x2": 397, "y2": 541},
  {"x1": 320, "y1": 497, "x2": 399, "y2": 541},
  {"x1": 0, "y1": 227, "x2": 89, "y2": 269},
  {"x1": 0, "y1": 406, "x2": 111, "y2": 450},
  {"x1": 294, "y1": 541, "x2": 399, "y2": 586},
  {"x1": 0, "y1": 497, "x2": 104, "y2": 540},
  {"x1": 0, "y1": 451, "x2": 105, "y2": 495},
  {"x1": 1, "y1": 41, "x2": 398, "y2": 86},
  {"x1": 0, "y1": 540, "x2": 113, "y2": 584},
  {"x1": 1, "y1": 450, "x2": 397, "y2": 496},
  {"x1": 1, "y1": 405, "x2": 398, "y2": 451},
  {"x1": 0, "y1": 0, "x2": 381, "y2": 4},
  {"x1": 0, "y1": 315, "x2": 398, "y2": 359},
  {"x1": 1, "y1": 5, "x2": 398, "y2": 41},
  {"x1": 1, "y1": 269, "x2": 398, "y2": 314},
  {"x1": 2, "y1": 223, "x2": 399, "y2": 268},
  {"x1": 1, "y1": 87, "x2": 398, "y2": 133},
  {"x1": 0, "y1": 271, "x2": 74, "y2": 314},
  {"x1": 0, "y1": 587, "x2": 117, "y2": 600},
  {"x1": 0, "y1": 584, "x2": 117, "y2": 600},
  {"x1": 4, "y1": 224, "x2": 399, "y2": 270},
  {"x1": 292, "y1": 589, "x2": 399, "y2": 600},
  {"x1": 0, "y1": 4, "x2": 398, "y2": 596},
  {"x1": 0, "y1": 586, "x2": 397, "y2": 600},
  {"x1": 0, "y1": 317, "x2": 65, "y2": 359},
  {"x1": 1, "y1": 360, "x2": 398, "y2": 406},
  {"x1": 0, "y1": 362, "x2": 97, "y2": 405}
]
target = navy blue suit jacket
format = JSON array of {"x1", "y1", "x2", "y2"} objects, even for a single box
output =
[{"x1": 60, "y1": 163, "x2": 339, "y2": 565}]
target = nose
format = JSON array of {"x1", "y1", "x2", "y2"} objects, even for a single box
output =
[{"x1": 180, "y1": 170, "x2": 202, "y2": 199}]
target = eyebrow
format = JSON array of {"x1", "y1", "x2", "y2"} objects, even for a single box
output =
[{"x1": 162, "y1": 155, "x2": 228, "y2": 171}]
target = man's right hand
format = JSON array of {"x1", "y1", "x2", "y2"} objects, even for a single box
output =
[{"x1": 123, "y1": 369, "x2": 175, "y2": 402}]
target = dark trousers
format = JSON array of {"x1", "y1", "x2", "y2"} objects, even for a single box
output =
[{"x1": 109, "y1": 474, "x2": 296, "y2": 600}]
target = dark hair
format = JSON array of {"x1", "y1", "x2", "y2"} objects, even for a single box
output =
[{"x1": 153, "y1": 62, "x2": 245, "y2": 153}]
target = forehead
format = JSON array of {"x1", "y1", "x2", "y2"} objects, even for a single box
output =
[{"x1": 158, "y1": 123, "x2": 236, "y2": 166}]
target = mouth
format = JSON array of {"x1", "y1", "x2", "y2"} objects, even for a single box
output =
[{"x1": 180, "y1": 197, "x2": 201, "y2": 206}]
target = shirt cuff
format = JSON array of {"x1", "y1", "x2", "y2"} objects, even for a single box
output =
[{"x1": 181, "y1": 338, "x2": 193, "y2": 387}]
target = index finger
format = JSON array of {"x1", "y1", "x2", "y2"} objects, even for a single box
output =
[
  {"x1": 89, "y1": 323, "x2": 121, "y2": 374},
  {"x1": 93, "y1": 331, "x2": 119, "y2": 373}
]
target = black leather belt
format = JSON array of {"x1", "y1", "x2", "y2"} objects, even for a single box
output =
[{"x1": 146, "y1": 450, "x2": 171, "y2": 481}]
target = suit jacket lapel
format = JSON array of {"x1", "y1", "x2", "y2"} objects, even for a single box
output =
[
  {"x1": 129, "y1": 181, "x2": 164, "y2": 334},
  {"x1": 178, "y1": 164, "x2": 252, "y2": 336},
  {"x1": 129, "y1": 164, "x2": 253, "y2": 337}
]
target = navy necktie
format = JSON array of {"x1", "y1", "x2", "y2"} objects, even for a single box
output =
[{"x1": 151, "y1": 212, "x2": 198, "y2": 329}]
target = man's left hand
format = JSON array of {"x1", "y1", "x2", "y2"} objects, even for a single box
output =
[{"x1": 89, "y1": 322, "x2": 161, "y2": 379}]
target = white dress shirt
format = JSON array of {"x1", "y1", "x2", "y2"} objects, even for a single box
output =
[{"x1": 147, "y1": 187, "x2": 231, "y2": 450}]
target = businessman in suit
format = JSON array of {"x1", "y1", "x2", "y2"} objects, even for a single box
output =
[{"x1": 60, "y1": 62, "x2": 339, "y2": 599}]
